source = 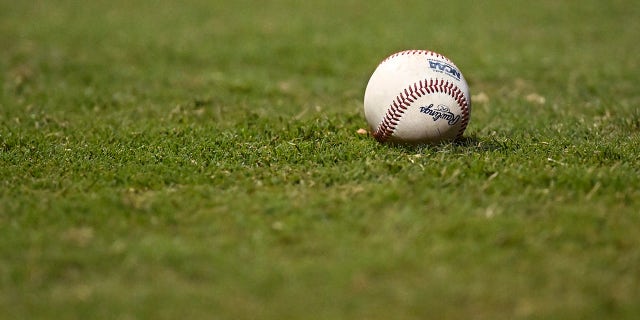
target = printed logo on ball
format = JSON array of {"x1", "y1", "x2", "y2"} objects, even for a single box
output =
[
  {"x1": 427, "y1": 59, "x2": 461, "y2": 80},
  {"x1": 419, "y1": 104, "x2": 460, "y2": 125}
]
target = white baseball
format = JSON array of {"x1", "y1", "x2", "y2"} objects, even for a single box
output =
[{"x1": 364, "y1": 50, "x2": 471, "y2": 144}]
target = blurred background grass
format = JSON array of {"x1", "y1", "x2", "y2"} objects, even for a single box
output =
[{"x1": 3, "y1": 0, "x2": 638, "y2": 115}]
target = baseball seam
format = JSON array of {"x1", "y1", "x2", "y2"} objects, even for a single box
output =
[
  {"x1": 372, "y1": 79, "x2": 470, "y2": 143},
  {"x1": 381, "y1": 49, "x2": 452, "y2": 64}
]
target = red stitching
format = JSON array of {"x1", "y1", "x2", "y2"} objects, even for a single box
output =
[
  {"x1": 380, "y1": 49, "x2": 452, "y2": 64},
  {"x1": 372, "y1": 80, "x2": 470, "y2": 142}
]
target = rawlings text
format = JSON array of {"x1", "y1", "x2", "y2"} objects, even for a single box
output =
[{"x1": 419, "y1": 104, "x2": 460, "y2": 125}]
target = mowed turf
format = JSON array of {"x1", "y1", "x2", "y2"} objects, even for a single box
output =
[{"x1": 1, "y1": 0, "x2": 640, "y2": 319}]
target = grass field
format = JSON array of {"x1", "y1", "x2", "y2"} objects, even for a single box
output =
[{"x1": 2, "y1": 0, "x2": 640, "y2": 319}]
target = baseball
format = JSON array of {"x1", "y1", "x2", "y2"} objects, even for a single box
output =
[{"x1": 363, "y1": 50, "x2": 471, "y2": 144}]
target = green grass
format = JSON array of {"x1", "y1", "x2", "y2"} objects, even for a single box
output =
[{"x1": 2, "y1": 0, "x2": 640, "y2": 319}]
